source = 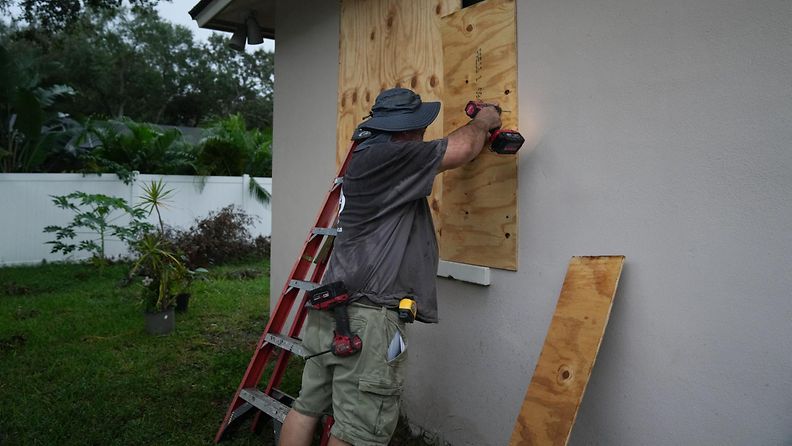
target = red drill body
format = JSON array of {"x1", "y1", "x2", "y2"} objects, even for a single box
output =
[
  {"x1": 465, "y1": 101, "x2": 525, "y2": 154},
  {"x1": 307, "y1": 281, "x2": 362, "y2": 358}
]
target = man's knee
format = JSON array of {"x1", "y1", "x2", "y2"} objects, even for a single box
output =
[{"x1": 279, "y1": 409, "x2": 320, "y2": 446}]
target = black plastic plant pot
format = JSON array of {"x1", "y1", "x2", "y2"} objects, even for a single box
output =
[{"x1": 144, "y1": 307, "x2": 175, "y2": 335}]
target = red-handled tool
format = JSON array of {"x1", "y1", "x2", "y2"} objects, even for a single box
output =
[
  {"x1": 306, "y1": 281, "x2": 362, "y2": 359},
  {"x1": 465, "y1": 101, "x2": 525, "y2": 154}
]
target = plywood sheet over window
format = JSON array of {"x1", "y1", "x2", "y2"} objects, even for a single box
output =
[
  {"x1": 440, "y1": 0, "x2": 518, "y2": 270},
  {"x1": 337, "y1": 0, "x2": 518, "y2": 271},
  {"x1": 337, "y1": 0, "x2": 460, "y2": 236}
]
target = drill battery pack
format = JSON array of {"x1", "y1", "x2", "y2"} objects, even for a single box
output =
[{"x1": 308, "y1": 281, "x2": 349, "y2": 311}]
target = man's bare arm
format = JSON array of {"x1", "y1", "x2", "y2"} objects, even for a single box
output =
[{"x1": 438, "y1": 105, "x2": 501, "y2": 173}]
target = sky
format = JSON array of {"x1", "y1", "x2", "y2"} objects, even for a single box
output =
[{"x1": 156, "y1": 0, "x2": 275, "y2": 52}]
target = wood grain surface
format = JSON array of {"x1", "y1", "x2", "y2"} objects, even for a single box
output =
[
  {"x1": 337, "y1": 0, "x2": 461, "y2": 236},
  {"x1": 509, "y1": 256, "x2": 625, "y2": 445},
  {"x1": 439, "y1": 0, "x2": 519, "y2": 270}
]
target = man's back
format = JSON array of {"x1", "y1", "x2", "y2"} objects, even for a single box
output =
[{"x1": 323, "y1": 136, "x2": 448, "y2": 322}]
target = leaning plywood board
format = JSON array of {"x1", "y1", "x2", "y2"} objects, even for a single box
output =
[
  {"x1": 440, "y1": 0, "x2": 519, "y2": 270},
  {"x1": 510, "y1": 256, "x2": 625, "y2": 446},
  {"x1": 337, "y1": 0, "x2": 461, "y2": 235}
]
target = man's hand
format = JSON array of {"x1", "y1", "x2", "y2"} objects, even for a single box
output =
[
  {"x1": 472, "y1": 104, "x2": 502, "y2": 132},
  {"x1": 439, "y1": 102, "x2": 502, "y2": 173}
]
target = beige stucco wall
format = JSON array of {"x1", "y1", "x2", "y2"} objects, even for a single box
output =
[
  {"x1": 271, "y1": 0, "x2": 340, "y2": 310},
  {"x1": 271, "y1": 1, "x2": 792, "y2": 445}
]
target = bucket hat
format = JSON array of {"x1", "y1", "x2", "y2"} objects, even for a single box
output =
[{"x1": 358, "y1": 88, "x2": 440, "y2": 132}]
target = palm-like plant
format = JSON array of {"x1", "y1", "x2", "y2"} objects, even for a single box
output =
[
  {"x1": 83, "y1": 119, "x2": 197, "y2": 182},
  {"x1": 131, "y1": 232, "x2": 187, "y2": 312},
  {"x1": 129, "y1": 179, "x2": 187, "y2": 313},
  {"x1": 138, "y1": 179, "x2": 174, "y2": 234},
  {"x1": 197, "y1": 114, "x2": 271, "y2": 203}
]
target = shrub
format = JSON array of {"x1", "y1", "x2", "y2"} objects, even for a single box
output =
[
  {"x1": 166, "y1": 205, "x2": 269, "y2": 269},
  {"x1": 43, "y1": 191, "x2": 152, "y2": 267}
]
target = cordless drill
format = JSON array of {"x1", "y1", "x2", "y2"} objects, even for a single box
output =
[
  {"x1": 307, "y1": 281, "x2": 362, "y2": 357},
  {"x1": 465, "y1": 101, "x2": 525, "y2": 154}
]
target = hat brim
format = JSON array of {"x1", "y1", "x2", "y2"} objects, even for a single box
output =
[{"x1": 358, "y1": 101, "x2": 441, "y2": 132}]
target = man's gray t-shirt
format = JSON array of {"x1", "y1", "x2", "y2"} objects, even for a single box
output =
[{"x1": 322, "y1": 136, "x2": 447, "y2": 323}]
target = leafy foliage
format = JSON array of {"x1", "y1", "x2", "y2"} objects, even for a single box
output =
[
  {"x1": 131, "y1": 232, "x2": 188, "y2": 312},
  {"x1": 42, "y1": 192, "x2": 152, "y2": 266},
  {"x1": 127, "y1": 179, "x2": 198, "y2": 313},
  {"x1": 0, "y1": 9, "x2": 275, "y2": 178},
  {"x1": 197, "y1": 114, "x2": 271, "y2": 176},
  {"x1": 11, "y1": 0, "x2": 161, "y2": 32},
  {"x1": 80, "y1": 119, "x2": 197, "y2": 182},
  {"x1": 1, "y1": 7, "x2": 274, "y2": 129},
  {"x1": 165, "y1": 205, "x2": 270, "y2": 269},
  {"x1": 0, "y1": 42, "x2": 77, "y2": 172}
]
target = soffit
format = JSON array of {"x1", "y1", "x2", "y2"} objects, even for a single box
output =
[{"x1": 189, "y1": 0, "x2": 276, "y2": 38}]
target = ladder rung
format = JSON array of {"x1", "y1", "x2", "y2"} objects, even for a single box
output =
[
  {"x1": 311, "y1": 227, "x2": 339, "y2": 237},
  {"x1": 289, "y1": 279, "x2": 319, "y2": 291},
  {"x1": 264, "y1": 333, "x2": 309, "y2": 357},
  {"x1": 239, "y1": 389, "x2": 290, "y2": 423},
  {"x1": 271, "y1": 388, "x2": 295, "y2": 405}
]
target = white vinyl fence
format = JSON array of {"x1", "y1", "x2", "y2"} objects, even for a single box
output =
[{"x1": 0, "y1": 173, "x2": 272, "y2": 266}]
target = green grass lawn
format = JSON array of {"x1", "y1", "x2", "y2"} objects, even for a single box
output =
[
  {"x1": 0, "y1": 259, "x2": 303, "y2": 446},
  {"x1": 0, "y1": 260, "x2": 430, "y2": 446}
]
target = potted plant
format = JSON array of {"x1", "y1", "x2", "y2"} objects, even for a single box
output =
[
  {"x1": 129, "y1": 179, "x2": 187, "y2": 335},
  {"x1": 132, "y1": 232, "x2": 187, "y2": 334}
]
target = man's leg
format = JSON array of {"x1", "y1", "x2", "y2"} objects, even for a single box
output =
[{"x1": 279, "y1": 409, "x2": 319, "y2": 446}]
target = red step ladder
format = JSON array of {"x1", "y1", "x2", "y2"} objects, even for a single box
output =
[{"x1": 214, "y1": 141, "x2": 359, "y2": 444}]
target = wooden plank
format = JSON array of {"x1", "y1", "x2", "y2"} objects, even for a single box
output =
[
  {"x1": 337, "y1": 0, "x2": 461, "y2": 237},
  {"x1": 509, "y1": 256, "x2": 626, "y2": 446},
  {"x1": 439, "y1": 0, "x2": 519, "y2": 270}
]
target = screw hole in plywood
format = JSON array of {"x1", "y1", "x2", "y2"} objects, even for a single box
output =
[{"x1": 557, "y1": 364, "x2": 573, "y2": 385}]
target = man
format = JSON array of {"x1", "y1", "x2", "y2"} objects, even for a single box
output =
[{"x1": 279, "y1": 88, "x2": 501, "y2": 446}]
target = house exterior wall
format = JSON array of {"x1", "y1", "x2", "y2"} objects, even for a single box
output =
[
  {"x1": 271, "y1": 0, "x2": 792, "y2": 445},
  {"x1": 271, "y1": 0, "x2": 340, "y2": 308}
]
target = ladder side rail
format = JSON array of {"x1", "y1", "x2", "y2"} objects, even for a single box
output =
[
  {"x1": 255, "y1": 141, "x2": 353, "y2": 338},
  {"x1": 214, "y1": 142, "x2": 358, "y2": 443},
  {"x1": 263, "y1": 249, "x2": 333, "y2": 395},
  {"x1": 225, "y1": 145, "x2": 348, "y2": 393},
  {"x1": 263, "y1": 140, "x2": 356, "y2": 344},
  {"x1": 252, "y1": 145, "x2": 356, "y2": 431},
  {"x1": 215, "y1": 223, "x2": 331, "y2": 441}
]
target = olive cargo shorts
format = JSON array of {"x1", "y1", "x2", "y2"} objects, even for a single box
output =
[{"x1": 292, "y1": 303, "x2": 408, "y2": 445}]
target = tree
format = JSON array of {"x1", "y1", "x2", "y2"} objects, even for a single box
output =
[
  {"x1": 0, "y1": 42, "x2": 76, "y2": 172},
  {"x1": 177, "y1": 34, "x2": 274, "y2": 128},
  {"x1": 41, "y1": 8, "x2": 198, "y2": 123},
  {"x1": 5, "y1": 0, "x2": 161, "y2": 32},
  {"x1": 4, "y1": 7, "x2": 274, "y2": 129}
]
